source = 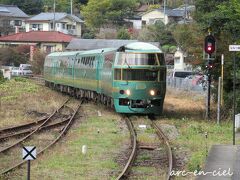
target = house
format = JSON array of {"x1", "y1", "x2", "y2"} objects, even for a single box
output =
[
  {"x1": 0, "y1": 4, "x2": 29, "y2": 36},
  {"x1": 174, "y1": 48, "x2": 192, "y2": 70},
  {"x1": 141, "y1": 5, "x2": 195, "y2": 26},
  {"x1": 0, "y1": 31, "x2": 74, "y2": 54},
  {"x1": 124, "y1": 15, "x2": 142, "y2": 30},
  {"x1": 25, "y1": 13, "x2": 84, "y2": 37}
]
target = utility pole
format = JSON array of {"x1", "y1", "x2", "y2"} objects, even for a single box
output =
[
  {"x1": 163, "y1": 0, "x2": 166, "y2": 25},
  {"x1": 53, "y1": 0, "x2": 56, "y2": 31},
  {"x1": 70, "y1": 0, "x2": 73, "y2": 15}
]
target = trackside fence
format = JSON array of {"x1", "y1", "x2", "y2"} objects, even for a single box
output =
[{"x1": 167, "y1": 77, "x2": 207, "y2": 93}]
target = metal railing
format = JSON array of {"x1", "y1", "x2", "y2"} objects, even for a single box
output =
[{"x1": 167, "y1": 76, "x2": 207, "y2": 92}]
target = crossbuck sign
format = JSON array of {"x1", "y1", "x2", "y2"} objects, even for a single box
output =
[{"x1": 22, "y1": 146, "x2": 36, "y2": 161}]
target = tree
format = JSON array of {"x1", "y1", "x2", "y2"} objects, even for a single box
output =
[
  {"x1": 172, "y1": 23, "x2": 203, "y2": 64},
  {"x1": 30, "y1": 49, "x2": 46, "y2": 75},
  {"x1": 138, "y1": 21, "x2": 175, "y2": 46},
  {"x1": 0, "y1": 0, "x2": 43, "y2": 15},
  {"x1": 81, "y1": 0, "x2": 138, "y2": 29},
  {"x1": 0, "y1": 46, "x2": 29, "y2": 66},
  {"x1": 195, "y1": 0, "x2": 240, "y2": 114}
]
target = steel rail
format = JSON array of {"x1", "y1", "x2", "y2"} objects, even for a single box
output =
[
  {"x1": 1, "y1": 102, "x2": 81, "y2": 175},
  {"x1": 151, "y1": 121, "x2": 173, "y2": 180},
  {"x1": 0, "y1": 98, "x2": 70, "y2": 154},
  {"x1": 0, "y1": 117, "x2": 71, "y2": 141},
  {"x1": 0, "y1": 116, "x2": 48, "y2": 135},
  {"x1": 116, "y1": 117, "x2": 137, "y2": 180}
]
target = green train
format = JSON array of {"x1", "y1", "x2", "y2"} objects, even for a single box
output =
[{"x1": 44, "y1": 42, "x2": 166, "y2": 115}]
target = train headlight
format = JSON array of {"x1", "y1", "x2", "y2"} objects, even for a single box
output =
[
  {"x1": 125, "y1": 89, "x2": 131, "y2": 96},
  {"x1": 149, "y1": 90, "x2": 155, "y2": 96},
  {"x1": 119, "y1": 90, "x2": 125, "y2": 94}
]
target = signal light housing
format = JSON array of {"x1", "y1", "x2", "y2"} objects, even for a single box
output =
[
  {"x1": 204, "y1": 35, "x2": 216, "y2": 55},
  {"x1": 205, "y1": 61, "x2": 214, "y2": 70}
]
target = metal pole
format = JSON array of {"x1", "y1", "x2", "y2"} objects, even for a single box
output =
[
  {"x1": 233, "y1": 52, "x2": 236, "y2": 145},
  {"x1": 27, "y1": 160, "x2": 30, "y2": 180},
  {"x1": 205, "y1": 55, "x2": 211, "y2": 120},
  {"x1": 163, "y1": 0, "x2": 166, "y2": 25},
  {"x1": 53, "y1": 0, "x2": 56, "y2": 31},
  {"x1": 70, "y1": 0, "x2": 73, "y2": 15},
  {"x1": 221, "y1": 54, "x2": 224, "y2": 106},
  {"x1": 217, "y1": 77, "x2": 221, "y2": 124}
]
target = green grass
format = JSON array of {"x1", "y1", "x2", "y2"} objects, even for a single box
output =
[
  {"x1": 0, "y1": 78, "x2": 38, "y2": 102},
  {"x1": 166, "y1": 118, "x2": 232, "y2": 171}
]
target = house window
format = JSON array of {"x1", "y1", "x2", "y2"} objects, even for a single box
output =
[
  {"x1": 67, "y1": 24, "x2": 71, "y2": 30},
  {"x1": 174, "y1": 57, "x2": 180, "y2": 64},
  {"x1": 14, "y1": 20, "x2": 22, "y2": 26},
  {"x1": 31, "y1": 24, "x2": 43, "y2": 31},
  {"x1": 72, "y1": 25, "x2": 75, "y2": 29},
  {"x1": 50, "y1": 23, "x2": 53, "y2": 29},
  {"x1": 62, "y1": 23, "x2": 66, "y2": 29},
  {"x1": 45, "y1": 46, "x2": 53, "y2": 53}
]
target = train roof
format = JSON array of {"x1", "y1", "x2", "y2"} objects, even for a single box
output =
[
  {"x1": 79, "y1": 48, "x2": 117, "y2": 55},
  {"x1": 47, "y1": 51, "x2": 82, "y2": 57},
  {"x1": 66, "y1": 39, "x2": 160, "y2": 51},
  {"x1": 124, "y1": 42, "x2": 162, "y2": 53}
]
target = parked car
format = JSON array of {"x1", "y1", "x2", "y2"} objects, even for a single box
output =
[
  {"x1": 171, "y1": 70, "x2": 194, "y2": 79},
  {"x1": 11, "y1": 65, "x2": 33, "y2": 77}
]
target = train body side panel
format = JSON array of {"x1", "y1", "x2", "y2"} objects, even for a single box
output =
[{"x1": 74, "y1": 54, "x2": 98, "y2": 91}]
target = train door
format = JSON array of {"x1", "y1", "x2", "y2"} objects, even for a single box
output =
[{"x1": 96, "y1": 53, "x2": 103, "y2": 93}]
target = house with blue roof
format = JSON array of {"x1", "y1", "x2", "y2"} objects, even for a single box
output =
[
  {"x1": 0, "y1": 4, "x2": 29, "y2": 36},
  {"x1": 25, "y1": 12, "x2": 84, "y2": 37}
]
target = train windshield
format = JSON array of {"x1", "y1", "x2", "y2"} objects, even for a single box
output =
[
  {"x1": 114, "y1": 69, "x2": 159, "y2": 81},
  {"x1": 118, "y1": 53, "x2": 160, "y2": 66}
]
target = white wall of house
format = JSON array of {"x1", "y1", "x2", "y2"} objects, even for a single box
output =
[
  {"x1": 174, "y1": 49, "x2": 192, "y2": 70},
  {"x1": 25, "y1": 17, "x2": 81, "y2": 37},
  {"x1": 142, "y1": 10, "x2": 168, "y2": 25},
  {"x1": 132, "y1": 20, "x2": 142, "y2": 29},
  {"x1": 40, "y1": 42, "x2": 65, "y2": 53},
  {"x1": 26, "y1": 22, "x2": 49, "y2": 32}
]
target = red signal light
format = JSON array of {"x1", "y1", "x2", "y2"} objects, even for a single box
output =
[{"x1": 204, "y1": 35, "x2": 215, "y2": 55}]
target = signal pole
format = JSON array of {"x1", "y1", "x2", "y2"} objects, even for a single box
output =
[{"x1": 204, "y1": 32, "x2": 216, "y2": 120}]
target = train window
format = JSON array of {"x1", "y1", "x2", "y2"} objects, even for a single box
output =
[
  {"x1": 114, "y1": 69, "x2": 121, "y2": 80},
  {"x1": 118, "y1": 53, "x2": 159, "y2": 65},
  {"x1": 104, "y1": 53, "x2": 115, "y2": 62},
  {"x1": 122, "y1": 69, "x2": 159, "y2": 81}
]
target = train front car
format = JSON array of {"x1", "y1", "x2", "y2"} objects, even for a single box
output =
[{"x1": 112, "y1": 42, "x2": 166, "y2": 115}]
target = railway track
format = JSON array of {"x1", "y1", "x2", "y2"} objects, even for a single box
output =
[
  {"x1": 117, "y1": 116, "x2": 173, "y2": 180},
  {"x1": 0, "y1": 98, "x2": 82, "y2": 176}
]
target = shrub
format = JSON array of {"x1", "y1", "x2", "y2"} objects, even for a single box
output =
[
  {"x1": 0, "y1": 70, "x2": 5, "y2": 84},
  {"x1": 117, "y1": 28, "x2": 130, "y2": 40},
  {"x1": 30, "y1": 49, "x2": 47, "y2": 75}
]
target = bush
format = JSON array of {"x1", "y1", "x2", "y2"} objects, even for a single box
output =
[
  {"x1": 30, "y1": 49, "x2": 47, "y2": 75},
  {"x1": 82, "y1": 32, "x2": 95, "y2": 39},
  {"x1": 169, "y1": 45, "x2": 177, "y2": 53},
  {"x1": 162, "y1": 45, "x2": 170, "y2": 53},
  {"x1": 117, "y1": 28, "x2": 130, "y2": 40},
  {"x1": 0, "y1": 70, "x2": 5, "y2": 84}
]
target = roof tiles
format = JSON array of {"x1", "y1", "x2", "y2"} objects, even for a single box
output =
[{"x1": 0, "y1": 31, "x2": 74, "y2": 43}]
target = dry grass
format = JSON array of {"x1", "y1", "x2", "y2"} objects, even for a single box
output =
[
  {"x1": 0, "y1": 78, "x2": 67, "y2": 128},
  {"x1": 164, "y1": 89, "x2": 206, "y2": 120}
]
